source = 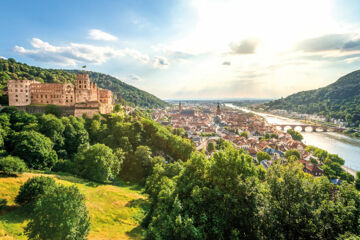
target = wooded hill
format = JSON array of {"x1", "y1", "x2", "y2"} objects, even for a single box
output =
[
  {"x1": 0, "y1": 58, "x2": 168, "y2": 108},
  {"x1": 264, "y1": 70, "x2": 360, "y2": 127}
]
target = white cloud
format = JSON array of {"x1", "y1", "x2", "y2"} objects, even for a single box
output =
[
  {"x1": 88, "y1": 29, "x2": 118, "y2": 41},
  {"x1": 124, "y1": 48, "x2": 150, "y2": 64},
  {"x1": 14, "y1": 38, "x2": 150, "y2": 66},
  {"x1": 127, "y1": 74, "x2": 143, "y2": 81},
  {"x1": 0, "y1": 56, "x2": 7, "y2": 60},
  {"x1": 153, "y1": 56, "x2": 169, "y2": 69}
]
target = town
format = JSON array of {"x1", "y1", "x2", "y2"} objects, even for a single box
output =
[{"x1": 153, "y1": 102, "x2": 324, "y2": 176}]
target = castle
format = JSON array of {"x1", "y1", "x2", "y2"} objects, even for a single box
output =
[{"x1": 7, "y1": 73, "x2": 114, "y2": 117}]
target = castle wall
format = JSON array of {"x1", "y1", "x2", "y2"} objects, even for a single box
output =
[
  {"x1": 8, "y1": 73, "x2": 114, "y2": 118},
  {"x1": 30, "y1": 83, "x2": 74, "y2": 106},
  {"x1": 8, "y1": 79, "x2": 38, "y2": 106}
]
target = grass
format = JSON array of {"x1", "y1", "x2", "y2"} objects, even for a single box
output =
[{"x1": 0, "y1": 172, "x2": 148, "y2": 240}]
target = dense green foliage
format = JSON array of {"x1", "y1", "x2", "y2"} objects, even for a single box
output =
[
  {"x1": 11, "y1": 131, "x2": 58, "y2": 170},
  {"x1": 143, "y1": 144, "x2": 360, "y2": 240},
  {"x1": 287, "y1": 129, "x2": 303, "y2": 141},
  {"x1": 0, "y1": 58, "x2": 168, "y2": 108},
  {"x1": 15, "y1": 176, "x2": 57, "y2": 206},
  {"x1": 74, "y1": 143, "x2": 121, "y2": 183},
  {"x1": 0, "y1": 106, "x2": 193, "y2": 183},
  {"x1": 264, "y1": 70, "x2": 360, "y2": 127},
  {"x1": 256, "y1": 151, "x2": 271, "y2": 161},
  {"x1": 0, "y1": 155, "x2": 26, "y2": 175},
  {"x1": 67, "y1": 70, "x2": 168, "y2": 108},
  {"x1": 306, "y1": 146, "x2": 354, "y2": 182},
  {"x1": 25, "y1": 184, "x2": 90, "y2": 240}
]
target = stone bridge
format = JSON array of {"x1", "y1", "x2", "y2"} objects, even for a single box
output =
[{"x1": 273, "y1": 124, "x2": 341, "y2": 132}]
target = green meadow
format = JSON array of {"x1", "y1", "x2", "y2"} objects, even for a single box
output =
[{"x1": 0, "y1": 172, "x2": 148, "y2": 240}]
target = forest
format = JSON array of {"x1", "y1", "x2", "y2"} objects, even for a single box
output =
[
  {"x1": 0, "y1": 106, "x2": 359, "y2": 239},
  {"x1": 263, "y1": 69, "x2": 360, "y2": 129}
]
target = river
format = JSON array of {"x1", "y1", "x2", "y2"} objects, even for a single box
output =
[{"x1": 226, "y1": 104, "x2": 360, "y2": 171}]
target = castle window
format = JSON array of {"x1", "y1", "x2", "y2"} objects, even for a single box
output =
[
  {"x1": 16, "y1": 99, "x2": 18, "y2": 102},
  {"x1": 25, "y1": 90, "x2": 28, "y2": 93},
  {"x1": 15, "y1": 85, "x2": 18, "y2": 87},
  {"x1": 20, "y1": 89, "x2": 23, "y2": 92},
  {"x1": 41, "y1": 95, "x2": 43, "y2": 98},
  {"x1": 15, "y1": 89, "x2": 18, "y2": 92},
  {"x1": 15, "y1": 95, "x2": 18, "y2": 97},
  {"x1": 26, "y1": 99, "x2": 28, "y2": 102}
]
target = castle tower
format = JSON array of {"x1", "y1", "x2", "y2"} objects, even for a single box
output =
[
  {"x1": 75, "y1": 73, "x2": 90, "y2": 90},
  {"x1": 179, "y1": 101, "x2": 182, "y2": 114},
  {"x1": 216, "y1": 103, "x2": 221, "y2": 115},
  {"x1": 75, "y1": 73, "x2": 98, "y2": 103}
]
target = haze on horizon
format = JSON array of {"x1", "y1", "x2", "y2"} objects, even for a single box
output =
[{"x1": 1, "y1": 0, "x2": 360, "y2": 100}]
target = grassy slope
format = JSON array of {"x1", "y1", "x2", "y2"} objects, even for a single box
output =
[{"x1": 0, "y1": 172, "x2": 148, "y2": 240}]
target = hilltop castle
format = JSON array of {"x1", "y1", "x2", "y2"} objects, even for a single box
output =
[{"x1": 7, "y1": 73, "x2": 113, "y2": 117}]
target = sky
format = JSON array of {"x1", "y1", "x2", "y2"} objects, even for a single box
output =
[{"x1": 1, "y1": 0, "x2": 360, "y2": 100}]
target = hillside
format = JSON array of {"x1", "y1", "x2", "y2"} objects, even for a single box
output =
[
  {"x1": 0, "y1": 172, "x2": 147, "y2": 240},
  {"x1": 264, "y1": 70, "x2": 360, "y2": 126},
  {"x1": 0, "y1": 58, "x2": 168, "y2": 108}
]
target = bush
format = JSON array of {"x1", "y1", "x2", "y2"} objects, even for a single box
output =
[
  {"x1": 25, "y1": 185, "x2": 90, "y2": 240},
  {"x1": 52, "y1": 159, "x2": 76, "y2": 174},
  {"x1": 15, "y1": 176, "x2": 57, "y2": 206},
  {"x1": 0, "y1": 156, "x2": 27, "y2": 175}
]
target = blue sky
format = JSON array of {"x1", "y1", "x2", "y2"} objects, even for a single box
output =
[{"x1": 1, "y1": 0, "x2": 360, "y2": 99}]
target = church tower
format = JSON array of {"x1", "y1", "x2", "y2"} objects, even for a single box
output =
[
  {"x1": 216, "y1": 103, "x2": 221, "y2": 115},
  {"x1": 179, "y1": 101, "x2": 182, "y2": 114}
]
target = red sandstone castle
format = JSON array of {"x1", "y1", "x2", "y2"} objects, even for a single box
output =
[{"x1": 7, "y1": 73, "x2": 113, "y2": 117}]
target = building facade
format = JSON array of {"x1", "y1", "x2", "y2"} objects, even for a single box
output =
[{"x1": 8, "y1": 73, "x2": 114, "y2": 117}]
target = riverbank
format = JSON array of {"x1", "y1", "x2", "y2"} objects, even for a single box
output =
[
  {"x1": 226, "y1": 104, "x2": 360, "y2": 174},
  {"x1": 342, "y1": 165, "x2": 357, "y2": 178}
]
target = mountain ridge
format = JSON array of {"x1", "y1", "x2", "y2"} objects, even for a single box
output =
[{"x1": 263, "y1": 69, "x2": 360, "y2": 126}]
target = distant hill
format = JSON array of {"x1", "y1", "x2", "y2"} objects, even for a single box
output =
[
  {"x1": 0, "y1": 58, "x2": 168, "y2": 108},
  {"x1": 264, "y1": 70, "x2": 360, "y2": 126}
]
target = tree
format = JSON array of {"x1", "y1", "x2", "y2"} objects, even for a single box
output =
[
  {"x1": 25, "y1": 185, "x2": 90, "y2": 240},
  {"x1": 256, "y1": 151, "x2": 271, "y2": 161},
  {"x1": 11, "y1": 131, "x2": 58, "y2": 170},
  {"x1": 287, "y1": 129, "x2": 303, "y2": 141},
  {"x1": 45, "y1": 104, "x2": 63, "y2": 117},
  {"x1": 74, "y1": 143, "x2": 121, "y2": 183},
  {"x1": 15, "y1": 176, "x2": 57, "y2": 206},
  {"x1": 135, "y1": 145, "x2": 153, "y2": 177},
  {"x1": 239, "y1": 131, "x2": 249, "y2": 139},
  {"x1": 285, "y1": 149, "x2": 301, "y2": 160},
  {"x1": 207, "y1": 142, "x2": 215, "y2": 153},
  {"x1": 38, "y1": 114, "x2": 65, "y2": 154},
  {"x1": 356, "y1": 172, "x2": 360, "y2": 191},
  {"x1": 0, "y1": 156, "x2": 26, "y2": 175}
]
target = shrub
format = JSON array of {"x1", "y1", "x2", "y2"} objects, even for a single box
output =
[
  {"x1": 15, "y1": 176, "x2": 57, "y2": 206},
  {"x1": 0, "y1": 156, "x2": 27, "y2": 175},
  {"x1": 25, "y1": 185, "x2": 90, "y2": 240},
  {"x1": 52, "y1": 159, "x2": 76, "y2": 174}
]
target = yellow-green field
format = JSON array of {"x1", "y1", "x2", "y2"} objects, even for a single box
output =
[{"x1": 0, "y1": 172, "x2": 148, "y2": 240}]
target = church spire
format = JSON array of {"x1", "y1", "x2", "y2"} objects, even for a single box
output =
[{"x1": 216, "y1": 102, "x2": 221, "y2": 115}]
